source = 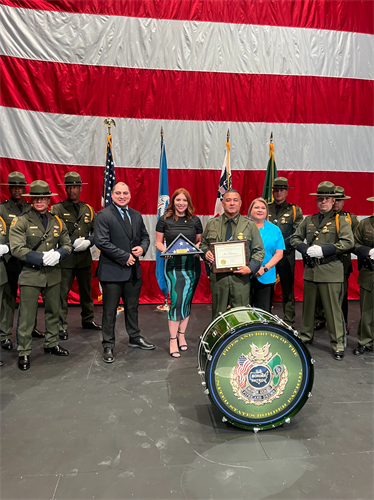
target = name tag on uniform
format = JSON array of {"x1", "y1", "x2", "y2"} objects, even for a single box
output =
[
  {"x1": 64, "y1": 213, "x2": 70, "y2": 216},
  {"x1": 9, "y1": 214, "x2": 15, "y2": 217},
  {"x1": 29, "y1": 226, "x2": 38, "y2": 229}
]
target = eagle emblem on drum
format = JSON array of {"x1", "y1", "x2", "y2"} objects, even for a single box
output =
[{"x1": 230, "y1": 342, "x2": 288, "y2": 406}]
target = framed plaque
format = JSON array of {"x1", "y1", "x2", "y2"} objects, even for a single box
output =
[{"x1": 210, "y1": 240, "x2": 249, "y2": 273}]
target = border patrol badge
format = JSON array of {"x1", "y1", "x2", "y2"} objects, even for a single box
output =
[
  {"x1": 11, "y1": 217, "x2": 18, "y2": 227},
  {"x1": 230, "y1": 342, "x2": 288, "y2": 406}
]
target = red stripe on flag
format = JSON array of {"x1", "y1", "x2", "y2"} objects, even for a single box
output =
[
  {"x1": 1, "y1": 56, "x2": 373, "y2": 126},
  {"x1": 1, "y1": 158, "x2": 373, "y2": 216},
  {"x1": 1, "y1": 0, "x2": 373, "y2": 34}
]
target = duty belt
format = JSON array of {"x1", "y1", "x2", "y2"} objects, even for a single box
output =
[{"x1": 311, "y1": 255, "x2": 339, "y2": 266}]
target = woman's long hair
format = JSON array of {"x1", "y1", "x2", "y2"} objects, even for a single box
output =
[
  {"x1": 165, "y1": 188, "x2": 195, "y2": 221},
  {"x1": 247, "y1": 197, "x2": 269, "y2": 221}
]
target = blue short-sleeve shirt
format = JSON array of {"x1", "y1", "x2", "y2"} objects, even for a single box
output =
[{"x1": 257, "y1": 220, "x2": 285, "y2": 284}]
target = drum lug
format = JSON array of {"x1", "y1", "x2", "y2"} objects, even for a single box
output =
[
  {"x1": 198, "y1": 370, "x2": 205, "y2": 375},
  {"x1": 204, "y1": 389, "x2": 209, "y2": 395},
  {"x1": 207, "y1": 354, "x2": 212, "y2": 361},
  {"x1": 222, "y1": 416, "x2": 227, "y2": 423},
  {"x1": 285, "y1": 418, "x2": 291, "y2": 424},
  {"x1": 253, "y1": 427, "x2": 260, "y2": 433},
  {"x1": 311, "y1": 358, "x2": 315, "y2": 364},
  {"x1": 308, "y1": 392, "x2": 312, "y2": 398},
  {"x1": 201, "y1": 381, "x2": 206, "y2": 387}
]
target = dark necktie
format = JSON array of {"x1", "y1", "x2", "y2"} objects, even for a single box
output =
[
  {"x1": 275, "y1": 204, "x2": 281, "y2": 216},
  {"x1": 40, "y1": 213, "x2": 48, "y2": 230},
  {"x1": 73, "y1": 203, "x2": 79, "y2": 215},
  {"x1": 121, "y1": 208, "x2": 133, "y2": 238},
  {"x1": 225, "y1": 219, "x2": 233, "y2": 240},
  {"x1": 18, "y1": 204, "x2": 23, "y2": 214},
  {"x1": 318, "y1": 213, "x2": 324, "y2": 226}
]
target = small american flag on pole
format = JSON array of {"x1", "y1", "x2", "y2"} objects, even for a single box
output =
[{"x1": 102, "y1": 133, "x2": 116, "y2": 207}]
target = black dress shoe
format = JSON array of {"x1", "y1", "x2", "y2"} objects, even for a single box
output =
[
  {"x1": 333, "y1": 351, "x2": 344, "y2": 361},
  {"x1": 18, "y1": 355, "x2": 30, "y2": 370},
  {"x1": 128, "y1": 336, "x2": 155, "y2": 350},
  {"x1": 82, "y1": 321, "x2": 102, "y2": 330},
  {"x1": 1, "y1": 339, "x2": 13, "y2": 351},
  {"x1": 59, "y1": 330, "x2": 69, "y2": 340},
  {"x1": 314, "y1": 321, "x2": 326, "y2": 331},
  {"x1": 353, "y1": 344, "x2": 373, "y2": 356},
  {"x1": 32, "y1": 329, "x2": 45, "y2": 339},
  {"x1": 44, "y1": 345, "x2": 69, "y2": 356},
  {"x1": 102, "y1": 348, "x2": 115, "y2": 363}
]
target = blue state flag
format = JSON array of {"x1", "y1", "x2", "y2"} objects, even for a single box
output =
[
  {"x1": 101, "y1": 134, "x2": 116, "y2": 207},
  {"x1": 156, "y1": 139, "x2": 169, "y2": 297}
]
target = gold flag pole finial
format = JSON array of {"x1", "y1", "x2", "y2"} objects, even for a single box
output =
[
  {"x1": 161, "y1": 126, "x2": 164, "y2": 142},
  {"x1": 227, "y1": 128, "x2": 230, "y2": 142},
  {"x1": 103, "y1": 118, "x2": 116, "y2": 135}
]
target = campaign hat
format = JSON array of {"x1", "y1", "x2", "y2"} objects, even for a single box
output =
[{"x1": 22, "y1": 180, "x2": 57, "y2": 197}]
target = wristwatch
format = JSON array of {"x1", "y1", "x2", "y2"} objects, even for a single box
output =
[{"x1": 263, "y1": 266, "x2": 269, "y2": 273}]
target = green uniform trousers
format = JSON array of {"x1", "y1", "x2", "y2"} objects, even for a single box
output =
[
  {"x1": 59, "y1": 266, "x2": 94, "y2": 330},
  {"x1": 357, "y1": 284, "x2": 374, "y2": 348},
  {"x1": 301, "y1": 280, "x2": 346, "y2": 352},
  {"x1": 315, "y1": 272, "x2": 350, "y2": 327},
  {"x1": 17, "y1": 283, "x2": 60, "y2": 356},
  {"x1": 209, "y1": 273, "x2": 250, "y2": 320},
  {"x1": 0, "y1": 281, "x2": 14, "y2": 340}
]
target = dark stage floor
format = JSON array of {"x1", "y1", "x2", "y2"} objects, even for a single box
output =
[{"x1": 0, "y1": 302, "x2": 373, "y2": 500}]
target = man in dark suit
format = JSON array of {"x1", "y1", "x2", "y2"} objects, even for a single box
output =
[{"x1": 94, "y1": 182, "x2": 154, "y2": 363}]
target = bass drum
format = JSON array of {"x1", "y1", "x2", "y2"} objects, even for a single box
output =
[{"x1": 197, "y1": 306, "x2": 314, "y2": 431}]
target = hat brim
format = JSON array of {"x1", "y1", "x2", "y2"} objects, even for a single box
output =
[
  {"x1": 367, "y1": 196, "x2": 374, "y2": 202},
  {"x1": 22, "y1": 193, "x2": 58, "y2": 197},
  {"x1": 58, "y1": 182, "x2": 88, "y2": 186},
  {"x1": 272, "y1": 186, "x2": 294, "y2": 189},
  {"x1": 0, "y1": 183, "x2": 28, "y2": 186},
  {"x1": 334, "y1": 195, "x2": 351, "y2": 200}
]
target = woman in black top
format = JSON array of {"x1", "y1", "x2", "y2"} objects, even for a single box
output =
[{"x1": 156, "y1": 188, "x2": 203, "y2": 357}]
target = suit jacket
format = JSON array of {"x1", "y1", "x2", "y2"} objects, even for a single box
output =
[{"x1": 94, "y1": 204, "x2": 150, "y2": 282}]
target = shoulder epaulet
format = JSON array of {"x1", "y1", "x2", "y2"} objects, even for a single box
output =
[
  {"x1": 0, "y1": 216, "x2": 6, "y2": 230},
  {"x1": 85, "y1": 203, "x2": 94, "y2": 222},
  {"x1": 53, "y1": 214, "x2": 63, "y2": 232},
  {"x1": 0, "y1": 200, "x2": 9, "y2": 205}
]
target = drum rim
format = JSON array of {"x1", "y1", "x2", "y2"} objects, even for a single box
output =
[{"x1": 206, "y1": 324, "x2": 314, "y2": 428}]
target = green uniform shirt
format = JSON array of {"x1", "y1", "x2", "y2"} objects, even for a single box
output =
[
  {"x1": 354, "y1": 216, "x2": 374, "y2": 291},
  {"x1": 290, "y1": 210, "x2": 354, "y2": 283},
  {"x1": 51, "y1": 200, "x2": 95, "y2": 269},
  {"x1": 0, "y1": 198, "x2": 31, "y2": 266},
  {"x1": 9, "y1": 209, "x2": 72, "y2": 287},
  {"x1": 0, "y1": 211, "x2": 8, "y2": 286},
  {"x1": 201, "y1": 213, "x2": 265, "y2": 273},
  {"x1": 336, "y1": 210, "x2": 360, "y2": 275},
  {"x1": 268, "y1": 200, "x2": 303, "y2": 250}
]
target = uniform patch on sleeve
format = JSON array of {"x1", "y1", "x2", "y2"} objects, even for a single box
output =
[{"x1": 11, "y1": 217, "x2": 18, "y2": 226}]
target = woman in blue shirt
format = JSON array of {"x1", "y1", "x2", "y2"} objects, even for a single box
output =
[{"x1": 247, "y1": 197, "x2": 285, "y2": 312}]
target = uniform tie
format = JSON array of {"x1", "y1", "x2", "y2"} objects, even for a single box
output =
[
  {"x1": 225, "y1": 219, "x2": 233, "y2": 240},
  {"x1": 40, "y1": 213, "x2": 48, "y2": 230},
  {"x1": 318, "y1": 213, "x2": 324, "y2": 226},
  {"x1": 121, "y1": 208, "x2": 133, "y2": 238},
  {"x1": 275, "y1": 204, "x2": 281, "y2": 216},
  {"x1": 73, "y1": 203, "x2": 79, "y2": 215}
]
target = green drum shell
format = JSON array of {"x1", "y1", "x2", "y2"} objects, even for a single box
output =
[{"x1": 198, "y1": 307, "x2": 314, "y2": 431}]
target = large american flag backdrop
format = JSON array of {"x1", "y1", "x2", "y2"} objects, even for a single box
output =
[{"x1": 1, "y1": 0, "x2": 373, "y2": 304}]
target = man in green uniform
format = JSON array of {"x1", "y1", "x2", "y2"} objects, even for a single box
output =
[
  {"x1": 0, "y1": 212, "x2": 11, "y2": 366},
  {"x1": 201, "y1": 189, "x2": 265, "y2": 319},
  {"x1": 51, "y1": 172, "x2": 101, "y2": 340},
  {"x1": 314, "y1": 186, "x2": 360, "y2": 332},
  {"x1": 290, "y1": 181, "x2": 354, "y2": 361},
  {"x1": 352, "y1": 196, "x2": 374, "y2": 356},
  {"x1": 9, "y1": 181, "x2": 72, "y2": 370},
  {"x1": 268, "y1": 177, "x2": 303, "y2": 327},
  {"x1": 0, "y1": 172, "x2": 44, "y2": 352}
]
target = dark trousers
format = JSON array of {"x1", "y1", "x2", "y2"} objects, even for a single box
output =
[
  {"x1": 59, "y1": 266, "x2": 94, "y2": 330},
  {"x1": 101, "y1": 278, "x2": 143, "y2": 349},
  {"x1": 250, "y1": 278, "x2": 272, "y2": 313}
]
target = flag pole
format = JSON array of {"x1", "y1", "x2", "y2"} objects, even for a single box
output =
[
  {"x1": 226, "y1": 128, "x2": 231, "y2": 188},
  {"x1": 270, "y1": 131, "x2": 274, "y2": 203}
]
